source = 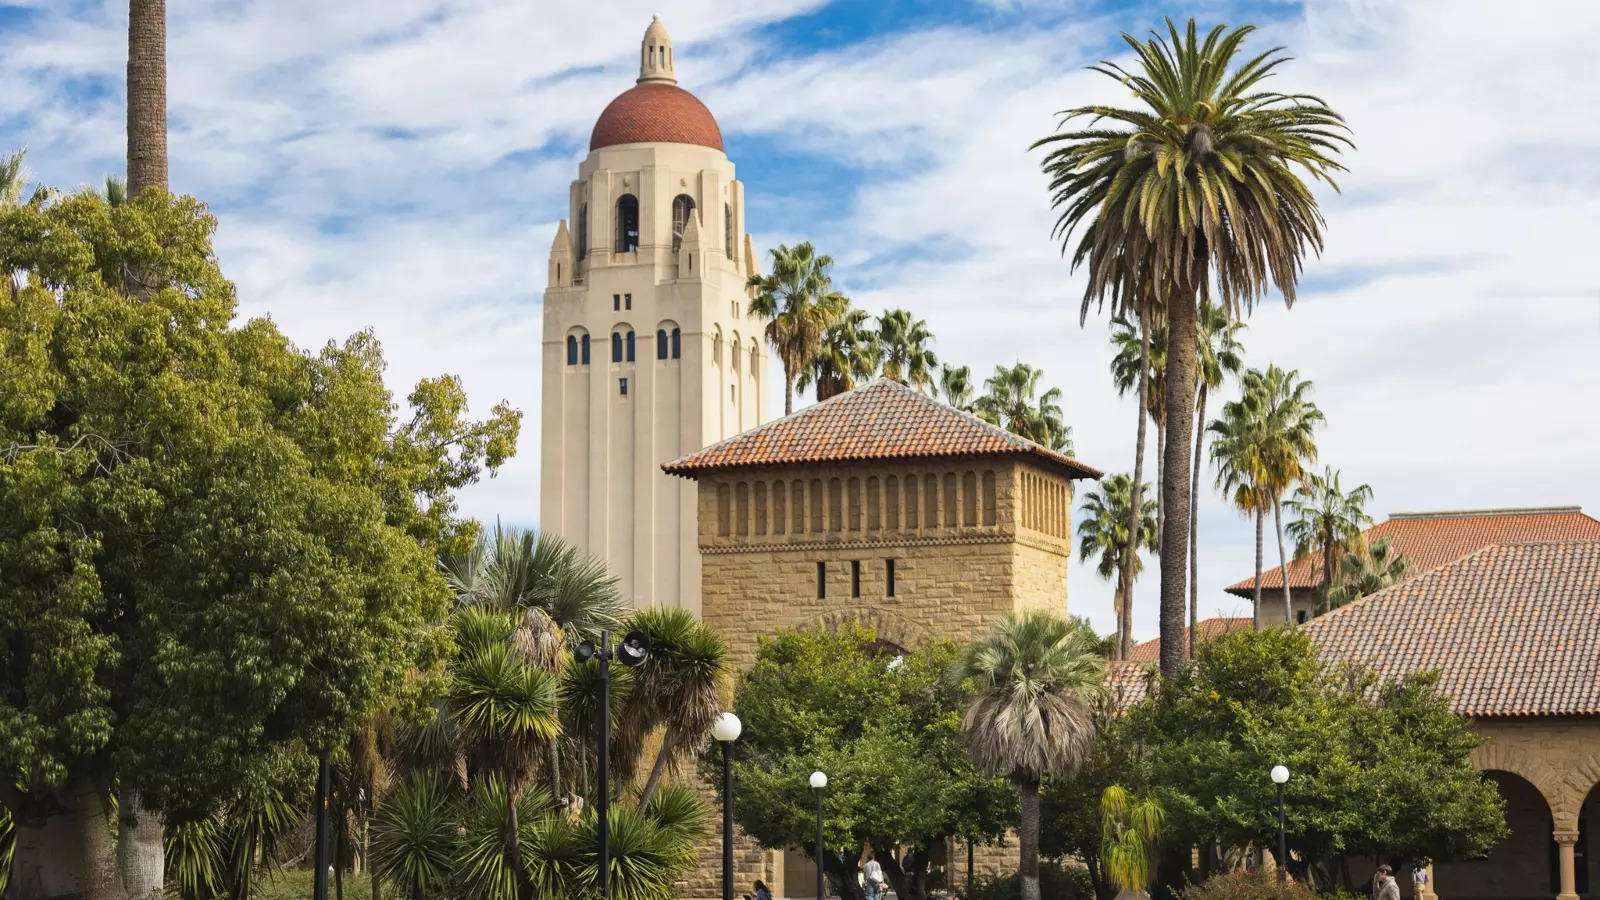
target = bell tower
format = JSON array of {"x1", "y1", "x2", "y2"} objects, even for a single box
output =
[{"x1": 540, "y1": 17, "x2": 766, "y2": 614}]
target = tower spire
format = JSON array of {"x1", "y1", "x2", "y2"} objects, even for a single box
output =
[{"x1": 638, "y1": 16, "x2": 676, "y2": 85}]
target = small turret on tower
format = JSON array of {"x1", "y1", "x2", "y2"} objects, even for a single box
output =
[
  {"x1": 677, "y1": 209, "x2": 702, "y2": 277},
  {"x1": 638, "y1": 16, "x2": 676, "y2": 84},
  {"x1": 548, "y1": 218, "x2": 572, "y2": 288}
]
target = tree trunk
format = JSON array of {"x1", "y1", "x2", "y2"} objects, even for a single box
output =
[
  {"x1": 126, "y1": 0, "x2": 167, "y2": 195},
  {"x1": 547, "y1": 738, "x2": 562, "y2": 805},
  {"x1": 1321, "y1": 536, "x2": 1334, "y2": 614},
  {"x1": 1275, "y1": 499, "x2": 1293, "y2": 626},
  {"x1": 1111, "y1": 583, "x2": 1126, "y2": 661},
  {"x1": 1117, "y1": 316, "x2": 1151, "y2": 662},
  {"x1": 822, "y1": 849, "x2": 866, "y2": 900},
  {"x1": 9, "y1": 780, "x2": 123, "y2": 900},
  {"x1": 1158, "y1": 290, "x2": 1199, "y2": 679},
  {"x1": 785, "y1": 369, "x2": 795, "y2": 417},
  {"x1": 1018, "y1": 776, "x2": 1042, "y2": 900},
  {"x1": 1154, "y1": 419, "x2": 1165, "y2": 555},
  {"x1": 637, "y1": 731, "x2": 675, "y2": 809},
  {"x1": 1189, "y1": 383, "x2": 1208, "y2": 659},
  {"x1": 116, "y1": 788, "x2": 165, "y2": 899},
  {"x1": 1253, "y1": 511, "x2": 1265, "y2": 628}
]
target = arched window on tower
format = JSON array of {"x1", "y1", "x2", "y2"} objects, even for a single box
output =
[
  {"x1": 724, "y1": 202, "x2": 734, "y2": 258},
  {"x1": 656, "y1": 329, "x2": 668, "y2": 360},
  {"x1": 566, "y1": 335, "x2": 578, "y2": 365},
  {"x1": 672, "y1": 194, "x2": 696, "y2": 253},
  {"x1": 611, "y1": 332, "x2": 623, "y2": 363},
  {"x1": 615, "y1": 194, "x2": 639, "y2": 253},
  {"x1": 580, "y1": 334, "x2": 590, "y2": 364},
  {"x1": 625, "y1": 331, "x2": 636, "y2": 362},
  {"x1": 671, "y1": 328, "x2": 681, "y2": 359},
  {"x1": 576, "y1": 203, "x2": 588, "y2": 260}
]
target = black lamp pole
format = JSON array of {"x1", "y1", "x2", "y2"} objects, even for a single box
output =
[
  {"x1": 313, "y1": 753, "x2": 331, "y2": 900},
  {"x1": 598, "y1": 627, "x2": 611, "y2": 900},
  {"x1": 814, "y1": 786, "x2": 825, "y2": 900},
  {"x1": 1276, "y1": 781, "x2": 1287, "y2": 882},
  {"x1": 722, "y1": 739, "x2": 735, "y2": 900}
]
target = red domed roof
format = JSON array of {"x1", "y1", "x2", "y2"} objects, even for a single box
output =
[{"x1": 590, "y1": 82, "x2": 724, "y2": 152}]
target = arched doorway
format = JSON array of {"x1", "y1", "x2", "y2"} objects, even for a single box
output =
[
  {"x1": 1579, "y1": 781, "x2": 1598, "y2": 898},
  {"x1": 1437, "y1": 770, "x2": 1556, "y2": 900}
]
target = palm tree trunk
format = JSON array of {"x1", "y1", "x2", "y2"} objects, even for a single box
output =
[
  {"x1": 1253, "y1": 510, "x2": 1264, "y2": 628},
  {"x1": 1117, "y1": 317, "x2": 1151, "y2": 662},
  {"x1": 1188, "y1": 383, "x2": 1208, "y2": 658},
  {"x1": 547, "y1": 738, "x2": 562, "y2": 806},
  {"x1": 785, "y1": 369, "x2": 795, "y2": 416},
  {"x1": 1111, "y1": 582, "x2": 1126, "y2": 661},
  {"x1": 1018, "y1": 776, "x2": 1042, "y2": 900},
  {"x1": 126, "y1": 0, "x2": 167, "y2": 195},
  {"x1": 637, "y1": 731, "x2": 675, "y2": 809},
  {"x1": 1321, "y1": 536, "x2": 1334, "y2": 615},
  {"x1": 1158, "y1": 290, "x2": 1199, "y2": 678},
  {"x1": 1154, "y1": 419, "x2": 1165, "y2": 554},
  {"x1": 1274, "y1": 498, "x2": 1293, "y2": 626}
]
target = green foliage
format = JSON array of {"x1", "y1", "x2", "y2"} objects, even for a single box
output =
[
  {"x1": 1323, "y1": 535, "x2": 1410, "y2": 612},
  {"x1": 719, "y1": 624, "x2": 1016, "y2": 886},
  {"x1": 801, "y1": 306, "x2": 878, "y2": 402},
  {"x1": 1101, "y1": 785, "x2": 1163, "y2": 893},
  {"x1": 162, "y1": 748, "x2": 314, "y2": 899},
  {"x1": 372, "y1": 774, "x2": 459, "y2": 900},
  {"x1": 874, "y1": 308, "x2": 939, "y2": 393},
  {"x1": 1181, "y1": 870, "x2": 1314, "y2": 900},
  {"x1": 1126, "y1": 629, "x2": 1506, "y2": 882},
  {"x1": 745, "y1": 241, "x2": 850, "y2": 412},
  {"x1": 974, "y1": 363, "x2": 1074, "y2": 454},
  {"x1": 964, "y1": 862, "x2": 1095, "y2": 900}
]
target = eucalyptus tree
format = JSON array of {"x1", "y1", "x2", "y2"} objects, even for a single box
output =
[
  {"x1": 874, "y1": 308, "x2": 939, "y2": 393},
  {"x1": 1036, "y1": 18, "x2": 1350, "y2": 675},
  {"x1": 746, "y1": 242, "x2": 849, "y2": 415},
  {"x1": 1076, "y1": 474, "x2": 1158, "y2": 658},
  {"x1": 1286, "y1": 466, "x2": 1374, "y2": 613}
]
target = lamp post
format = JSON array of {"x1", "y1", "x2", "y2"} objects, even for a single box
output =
[
  {"x1": 712, "y1": 712, "x2": 743, "y2": 900},
  {"x1": 1271, "y1": 764, "x2": 1290, "y2": 881},
  {"x1": 810, "y1": 771, "x2": 828, "y2": 900},
  {"x1": 312, "y1": 753, "x2": 331, "y2": 900},
  {"x1": 576, "y1": 629, "x2": 652, "y2": 900}
]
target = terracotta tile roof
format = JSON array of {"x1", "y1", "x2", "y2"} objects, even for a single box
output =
[
  {"x1": 1125, "y1": 617, "x2": 1253, "y2": 662},
  {"x1": 1106, "y1": 660, "x2": 1156, "y2": 709},
  {"x1": 590, "y1": 83, "x2": 724, "y2": 151},
  {"x1": 662, "y1": 379, "x2": 1103, "y2": 480},
  {"x1": 1225, "y1": 507, "x2": 1600, "y2": 597},
  {"x1": 1304, "y1": 540, "x2": 1600, "y2": 717}
]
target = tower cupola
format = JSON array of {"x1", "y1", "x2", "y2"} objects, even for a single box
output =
[{"x1": 639, "y1": 16, "x2": 675, "y2": 85}]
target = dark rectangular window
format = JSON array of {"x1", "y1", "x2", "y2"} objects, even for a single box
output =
[
  {"x1": 851, "y1": 560, "x2": 861, "y2": 598},
  {"x1": 816, "y1": 562, "x2": 826, "y2": 599},
  {"x1": 619, "y1": 377, "x2": 628, "y2": 396},
  {"x1": 580, "y1": 334, "x2": 590, "y2": 364},
  {"x1": 885, "y1": 559, "x2": 895, "y2": 597},
  {"x1": 624, "y1": 293, "x2": 632, "y2": 310},
  {"x1": 613, "y1": 294, "x2": 620, "y2": 311},
  {"x1": 671, "y1": 328, "x2": 681, "y2": 359},
  {"x1": 657, "y1": 329, "x2": 669, "y2": 359},
  {"x1": 625, "y1": 331, "x2": 635, "y2": 362}
]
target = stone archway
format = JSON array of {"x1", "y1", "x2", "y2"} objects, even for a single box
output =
[
  {"x1": 1472, "y1": 742, "x2": 1571, "y2": 828},
  {"x1": 801, "y1": 607, "x2": 932, "y2": 654},
  {"x1": 1438, "y1": 769, "x2": 1558, "y2": 900}
]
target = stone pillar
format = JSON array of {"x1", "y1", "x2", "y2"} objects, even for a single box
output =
[{"x1": 1555, "y1": 830, "x2": 1578, "y2": 900}]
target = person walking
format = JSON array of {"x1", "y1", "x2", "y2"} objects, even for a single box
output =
[
  {"x1": 863, "y1": 851, "x2": 886, "y2": 900},
  {"x1": 752, "y1": 879, "x2": 773, "y2": 900},
  {"x1": 1372, "y1": 864, "x2": 1400, "y2": 900}
]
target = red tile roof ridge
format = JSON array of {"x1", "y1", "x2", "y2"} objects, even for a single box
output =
[{"x1": 1388, "y1": 506, "x2": 1584, "y2": 520}]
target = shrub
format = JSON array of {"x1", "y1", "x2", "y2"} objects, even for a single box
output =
[
  {"x1": 965, "y1": 861, "x2": 1095, "y2": 900},
  {"x1": 1181, "y1": 870, "x2": 1315, "y2": 900}
]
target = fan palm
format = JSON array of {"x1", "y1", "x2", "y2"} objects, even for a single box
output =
[
  {"x1": 1208, "y1": 366, "x2": 1322, "y2": 626},
  {"x1": 939, "y1": 364, "x2": 975, "y2": 412},
  {"x1": 1188, "y1": 301, "x2": 1245, "y2": 654},
  {"x1": 1036, "y1": 17, "x2": 1349, "y2": 676},
  {"x1": 949, "y1": 613, "x2": 1106, "y2": 900},
  {"x1": 800, "y1": 307, "x2": 878, "y2": 402},
  {"x1": 1285, "y1": 466, "x2": 1373, "y2": 613},
  {"x1": 975, "y1": 363, "x2": 1073, "y2": 454},
  {"x1": 874, "y1": 308, "x2": 939, "y2": 393},
  {"x1": 625, "y1": 608, "x2": 729, "y2": 808},
  {"x1": 746, "y1": 242, "x2": 850, "y2": 415},
  {"x1": 442, "y1": 523, "x2": 626, "y2": 642},
  {"x1": 1076, "y1": 474, "x2": 1157, "y2": 659},
  {"x1": 1324, "y1": 534, "x2": 1410, "y2": 612}
]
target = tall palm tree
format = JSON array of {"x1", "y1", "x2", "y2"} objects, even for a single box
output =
[
  {"x1": 127, "y1": 0, "x2": 167, "y2": 195},
  {"x1": 746, "y1": 242, "x2": 849, "y2": 415},
  {"x1": 625, "y1": 608, "x2": 728, "y2": 808},
  {"x1": 1110, "y1": 315, "x2": 1167, "y2": 550},
  {"x1": 874, "y1": 308, "x2": 939, "y2": 393},
  {"x1": 1036, "y1": 18, "x2": 1350, "y2": 676},
  {"x1": 799, "y1": 307, "x2": 878, "y2": 402},
  {"x1": 1076, "y1": 474, "x2": 1157, "y2": 659},
  {"x1": 975, "y1": 363, "x2": 1073, "y2": 454},
  {"x1": 1208, "y1": 366, "x2": 1322, "y2": 626},
  {"x1": 1285, "y1": 466, "x2": 1373, "y2": 614},
  {"x1": 939, "y1": 364, "x2": 975, "y2": 412},
  {"x1": 1188, "y1": 302, "x2": 1244, "y2": 655},
  {"x1": 949, "y1": 613, "x2": 1105, "y2": 900},
  {"x1": 1324, "y1": 534, "x2": 1410, "y2": 612}
]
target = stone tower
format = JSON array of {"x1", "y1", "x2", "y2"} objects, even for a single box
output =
[{"x1": 542, "y1": 17, "x2": 766, "y2": 613}]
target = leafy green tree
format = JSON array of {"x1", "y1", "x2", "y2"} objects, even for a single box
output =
[
  {"x1": 1036, "y1": 18, "x2": 1350, "y2": 677},
  {"x1": 800, "y1": 307, "x2": 879, "y2": 402},
  {"x1": 1127, "y1": 629, "x2": 1505, "y2": 890},
  {"x1": 746, "y1": 242, "x2": 849, "y2": 415},
  {"x1": 0, "y1": 188, "x2": 517, "y2": 895},
  {"x1": 1285, "y1": 467, "x2": 1374, "y2": 613},
  {"x1": 874, "y1": 308, "x2": 939, "y2": 393},
  {"x1": 940, "y1": 364, "x2": 975, "y2": 412},
  {"x1": 1208, "y1": 366, "x2": 1322, "y2": 627},
  {"x1": 1077, "y1": 474, "x2": 1157, "y2": 659},
  {"x1": 950, "y1": 613, "x2": 1106, "y2": 900},
  {"x1": 719, "y1": 624, "x2": 1016, "y2": 900},
  {"x1": 1324, "y1": 535, "x2": 1410, "y2": 612},
  {"x1": 1188, "y1": 302, "x2": 1245, "y2": 654},
  {"x1": 975, "y1": 363, "x2": 1074, "y2": 454}
]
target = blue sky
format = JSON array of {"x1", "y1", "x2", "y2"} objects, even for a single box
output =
[{"x1": 4, "y1": 0, "x2": 1598, "y2": 640}]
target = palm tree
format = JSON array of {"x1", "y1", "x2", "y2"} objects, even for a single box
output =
[
  {"x1": 625, "y1": 608, "x2": 728, "y2": 808},
  {"x1": 940, "y1": 364, "x2": 975, "y2": 412},
  {"x1": 1099, "y1": 786, "x2": 1163, "y2": 896},
  {"x1": 874, "y1": 308, "x2": 939, "y2": 393},
  {"x1": 799, "y1": 307, "x2": 878, "y2": 402},
  {"x1": 1324, "y1": 534, "x2": 1410, "y2": 612},
  {"x1": 1076, "y1": 474, "x2": 1157, "y2": 659},
  {"x1": 1188, "y1": 302, "x2": 1245, "y2": 655},
  {"x1": 1285, "y1": 466, "x2": 1373, "y2": 614},
  {"x1": 1208, "y1": 366, "x2": 1322, "y2": 626},
  {"x1": 1036, "y1": 18, "x2": 1350, "y2": 676},
  {"x1": 746, "y1": 243, "x2": 849, "y2": 415},
  {"x1": 1110, "y1": 315, "x2": 1167, "y2": 550},
  {"x1": 1, "y1": 149, "x2": 27, "y2": 207},
  {"x1": 949, "y1": 613, "x2": 1105, "y2": 900},
  {"x1": 975, "y1": 363, "x2": 1073, "y2": 454},
  {"x1": 127, "y1": 0, "x2": 167, "y2": 195}
]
